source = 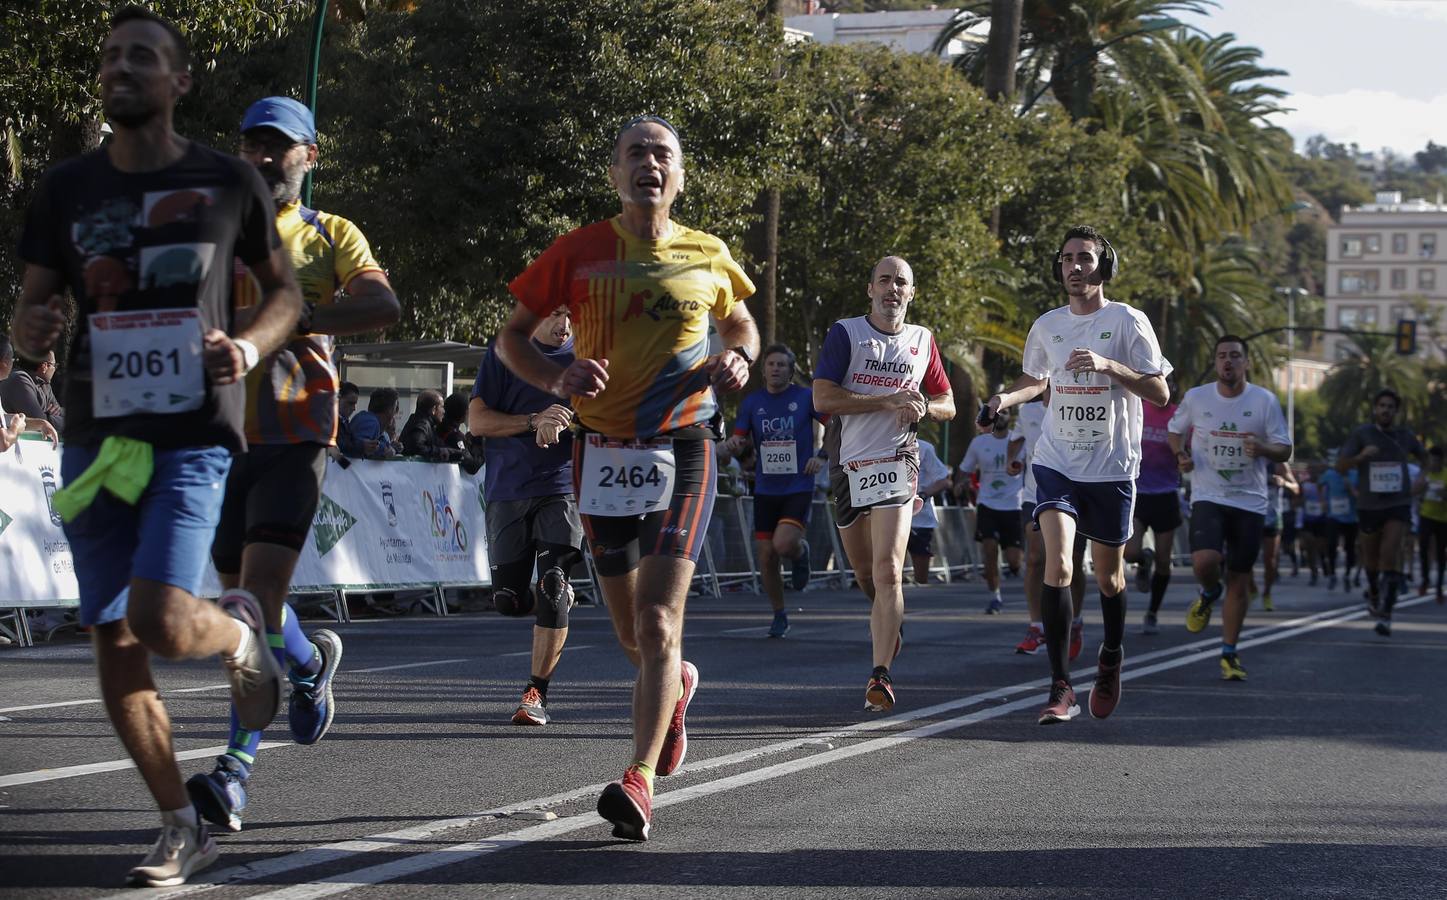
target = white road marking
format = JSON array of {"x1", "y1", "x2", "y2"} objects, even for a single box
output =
[
  {"x1": 0, "y1": 743, "x2": 286, "y2": 789},
  {"x1": 132, "y1": 594, "x2": 1429, "y2": 898}
]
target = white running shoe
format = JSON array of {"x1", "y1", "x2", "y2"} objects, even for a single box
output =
[
  {"x1": 219, "y1": 590, "x2": 283, "y2": 731},
  {"x1": 126, "y1": 822, "x2": 219, "y2": 887}
]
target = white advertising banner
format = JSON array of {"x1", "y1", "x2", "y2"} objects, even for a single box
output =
[{"x1": 0, "y1": 443, "x2": 491, "y2": 609}]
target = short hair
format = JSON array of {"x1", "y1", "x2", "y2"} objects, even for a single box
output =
[
  {"x1": 442, "y1": 391, "x2": 469, "y2": 425},
  {"x1": 1373, "y1": 388, "x2": 1400, "y2": 407},
  {"x1": 367, "y1": 387, "x2": 399, "y2": 414},
  {"x1": 1215, "y1": 334, "x2": 1248, "y2": 356},
  {"x1": 415, "y1": 389, "x2": 443, "y2": 414},
  {"x1": 1058, "y1": 224, "x2": 1108, "y2": 256},
  {"x1": 339, "y1": 381, "x2": 360, "y2": 398},
  {"x1": 761, "y1": 342, "x2": 796, "y2": 369},
  {"x1": 110, "y1": 6, "x2": 190, "y2": 72},
  {"x1": 0, "y1": 334, "x2": 12, "y2": 361},
  {"x1": 611, "y1": 114, "x2": 682, "y2": 164}
]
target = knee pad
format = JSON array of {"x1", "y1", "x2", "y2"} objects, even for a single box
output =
[
  {"x1": 491, "y1": 558, "x2": 535, "y2": 617},
  {"x1": 494, "y1": 587, "x2": 534, "y2": 617},
  {"x1": 534, "y1": 566, "x2": 574, "y2": 629}
]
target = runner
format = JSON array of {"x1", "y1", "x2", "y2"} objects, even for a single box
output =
[
  {"x1": 496, "y1": 115, "x2": 759, "y2": 841},
  {"x1": 908, "y1": 437, "x2": 954, "y2": 585},
  {"x1": 1124, "y1": 378, "x2": 1181, "y2": 634},
  {"x1": 1168, "y1": 335, "x2": 1291, "y2": 680},
  {"x1": 470, "y1": 308, "x2": 584, "y2": 724},
  {"x1": 1337, "y1": 388, "x2": 1427, "y2": 636},
  {"x1": 10, "y1": 9, "x2": 303, "y2": 885},
  {"x1": 813, "y1": 256, "x2": 954, "y2": 712},
  {"x1": 723, "y1": 342, "x2": 827, "y2": 636},
  {"x1": 958, "y1": 410, "x2": 1024, "y2": 613},
  {"x1": 980, "y1": 225, "x2": 1171, "y2": 725},
  {"x1": 185, "y1": 96, "x2": 401, "y2": 834},
  {"x1": 1299, "y1": 462, "x2": 1330, "y2": 586},
  {"x1": 1414, "y1": 447, "x2": 1447, "y2": 602},
  {"x1": 1319, "y1": 460, "x2": 1358, "y2": 592},
  {"x1": 1259, "y1": 462, "x2": 1299, "y2": 611}
]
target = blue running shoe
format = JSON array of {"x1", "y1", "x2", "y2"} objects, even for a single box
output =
[
  {"x1": 186, "y1": 755, "x2": 248, "y2": 833},
  {"x1": 289, "y1": 629, "x2": 342, "y2": 745},
  {"x1": 985, "y1": 596, "x2": 1004, "y2": 615},
  {"x1": 790, "y1": 540, "x2": 812, "y2": 591},
  {"x1": 768, "y1": 610, "x2": 790, "y2": 638}
]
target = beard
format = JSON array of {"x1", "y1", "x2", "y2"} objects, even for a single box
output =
[
  {"x1": 261, "y1": 163, "x2": 307, "y2": 205},
  {"x1": 103, "y1": 92, "x2": 161, "y2": 128}
]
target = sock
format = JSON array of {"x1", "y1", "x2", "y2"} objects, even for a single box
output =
[
  {"x1": 162, "y1": 805, "x2": 199, "y2": 829},
  {"x1": 1149, "y1": 570, "x2": 1171, "y2": 615},
  {"x1": 280, "y1": 603, "x2": 322, "y2": 678},
  {"x1": 872, "y1": 665, "x2": 890, "y2": 680},
  {"x1": 1031, "y1": 620, "x2": 1044, "y2": 631},
  {"x1": 1100, "y1": 590, "x2": 1126, "y2": 654},
  {"x1": 1221, "y1": 642, "x2": 1237, "y2": 656},
  {"x1": 1041, "y1": 584, "x2": 1071, "y2": 683},
  {"x1": 267, "y1": 631, "x2": 287, "y2": 669},
  {"x1": 628, "y1": 760, "x2": 656, "y2": 792},
  {"x1": 992, "y1": 588, "x2": 1002, "y2": 601},
  {"x1": 227, "y1": 617, "x2": 250, "y2": 660},
  {"x1": 1072, "y1": 615, "x2": 1084, "y2": 627},
  {"x1": 1201, "y1": 582, "x2": 1223, "y2": 604},
  {"x1": 224, "y1": 706, "x2": 261, "y2": 774},
  {"x1": 1381, "y1": 571, "x2": 1401, "y2": 617},
  {"x1": 528, "y1": 674, "x2": 550, "y2": 696}
]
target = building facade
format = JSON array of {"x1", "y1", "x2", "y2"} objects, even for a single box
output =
[
  {"x1": 1324, "y1": 191, "x2": 1446, "y2": 361},
  {"x1": 783, "y1": 7, "x2": 977, "y2": 59}
]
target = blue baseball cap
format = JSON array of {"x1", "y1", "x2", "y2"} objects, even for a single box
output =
[{"x1": 240, "y1": 97, "x2": 316, "y2": 144}]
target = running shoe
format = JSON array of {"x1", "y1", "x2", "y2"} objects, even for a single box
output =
[
  {"x1": 1089, "y1": 648, "x2": 1122, "y2": 719},
  {"x1": 512, "y1": 685, "x2": 548, "y2": 726},
  {"x1": 656, "y1": 660, "x2": 697, "y2": 776},
  {"x1": 186, "y1": 755, "x2": 248, "y2": 833},
  {"x1": 865, "y1": 672, "x2": 895, "y2": 712},
  {"x1": 1141, "y1": 613, "x2": 1160, "y2": 635},
  {"x1": 597, "y1": 767, "x2": 653, "y2": 841},
  {"x1": 768, "y1": 611, "x2": 790, "y2": 639},
  {"x1": 219, "y1": 591, "x2": 283, "y2": 732},
  {"x1": 1038, "y1": 679, "x2": 1079, "y2": 725},
  {"x1": 1135, "y1": 548, "x2": 1154, "y2": 595},
  {"x1": 1069, "y1": 619, "x2": 1084, "y2": 662},
  {"x1": 1185, "y1": 593, "x2": 1214, "y2": 633},
  {"x1": 985, "y1": 596, "x2": 1003, "y2": 615},
  {"x1": 1015, "y1": 625, "x2": 1044, "y2": 655},
  {"x1": 289, "y1": 629, "x2": 342, "y2": 745},
  {"x1": 790, "y1": 540, "x2": 812, "y2": 591},
  {"x1": 1219, "y1": 653, "x2": 1247, "y2": 681},
  {"x1": 1262, "y1": 592, "x2": 1274, "y2": 612},
  {"x1": 1375, "y1": 620, "x2": 1392, "y2": 638},
  {"x1": 127, "y1": 820, "x2": 218, "y2": 888}
]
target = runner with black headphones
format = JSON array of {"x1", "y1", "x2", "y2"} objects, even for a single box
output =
[{"x1": 979, "y1": 225, "x2": 1172, "y2": 725}]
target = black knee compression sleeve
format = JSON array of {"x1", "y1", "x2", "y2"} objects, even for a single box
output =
[
  {"x1": 534, "y1": 544, "x2": 581, "y2": 629},
  {"x1": 491, "y1": 558, "x2": 535, "y2": 617}
]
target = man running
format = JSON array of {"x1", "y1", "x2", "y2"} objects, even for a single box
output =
[
  {"x1": 497, "y1": 115, "x2": 759, "y2": 841},
  {"x1": 1414, "y1": 447, "x2": 1446, "y2": 602},
  {"x1": 958, "y1": 410, "x2": 1024, "y2": 614},
  {"x1": 724, "y1": 343, "x2": 826, "y2": 636},
  {"x1": 1320, "y1": 460, "x2": 1358, "y2": 591},
  {"x1": 186, "y1": 97, "x2": 401, "y2": 833},
  {"x1": 1299, "y1": 463, "x2": 1329, "y2": 586},
  {"x1": 1124, "y1": 379, "x2": 1180, "y2": 634},
  {"x1": 1169, "y1": 335, "x2": 1291, "y2": 680},
  {"x1": 11, "y1": 9, "x2": 302, "y2": 885},
  {"x1": 908, "y1": 438, "x2": 953, "y2": 585},
  {"x1": 813, "y1": 256, "x2": 955, "y2": 712},
  {"x1": 1259, "y1": 462, "x2": 1299, "y2": 610},
  {"x1": 470, "y1": 308, "x2": 583, "y2": 724},
  {"x1": 1337, "y1": 388, "x2": 1427, "y2": 636},
  {"x1": 980, "y1": 225, "x2": 1171, "y2": 725}
]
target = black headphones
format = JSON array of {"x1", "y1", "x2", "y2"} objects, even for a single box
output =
[{"x1": 1052, "y1": 231, "x2": 1118, "y2": 284}]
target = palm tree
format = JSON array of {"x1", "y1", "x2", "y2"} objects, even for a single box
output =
[{"x1": 1318, "y1": 334, "x2": 1431, "y2": 429}]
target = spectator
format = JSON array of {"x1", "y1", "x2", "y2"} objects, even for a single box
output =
[
  {"x1": 1, "y1": 348, "x2": 64, "y2": 432},
  {"x1": 332, "y1": 381, "x2": 366, "y2": 460},
  {"x1": 351, "y1": 387, "x2": 400, "y2": 459},
  {"x1": 400, "y1": 389, "x2": 457, "y2": 461},
  {"x1": 0, "y1": 334, "x2": 59, "y2": 453},
  {"x1": 439, "y1": 391, "x2": 482, "y2": 473}
]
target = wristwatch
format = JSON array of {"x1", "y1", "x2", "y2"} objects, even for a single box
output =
[
  {"x1": 297, "y1": 301, "x2": 317, "y2": 334},
  {"x1": 730, "y1": 345, "x2": 755, "y2": 366},
  {"x1": 527, "y1": 413, "x2": 538, "y2": 431},
  {"x1": 234, "y1": 338, "x2": 260, "y2": 375}
]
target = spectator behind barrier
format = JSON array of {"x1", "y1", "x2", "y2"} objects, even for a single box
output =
[
  {"x1": 332, "y1": 381, "x2": 366, "y2": 460},
  {"x1": 400, "y1": 389, "x2": 460, "y2": 461},
  {"x1": 351, "y1": 387, "x2": 400, "y2": 459},
  {"x1": 0, "y1": 334, "x2": 61, "y2": 453},
  {"x1": 0, "y1": 347, "x2": 64, "y2": 432},
  {"x1": 439, "y1": 391, "x2": 483, "y2": 473}
]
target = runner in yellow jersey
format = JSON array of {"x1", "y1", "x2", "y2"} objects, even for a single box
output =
[{"x1": 497, "y1": 115, "x2": 759, "y2": 841}]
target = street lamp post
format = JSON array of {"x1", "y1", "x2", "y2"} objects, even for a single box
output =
[
  {"x1": 1275, "y1": 286, "x2": 1308, "y2": 455},
  {"x1": 1016, "y1": 17, "x2": 1182, "y2": 117}
]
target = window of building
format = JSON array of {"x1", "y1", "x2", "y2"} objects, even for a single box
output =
[
  {"x1": 1364, "y1": 234, "x2": 1381, "y2": 253},
  {"x1": 1420, "y1": 268, "x2": 1437, "y2": 290},
  {"x1": 1391, "y1": 269, "x2": 1407, "y2": 290},
  {"x1": 1341, "y1": 236, "x2": 1363, "y2": 258},
  {"x1": 1422, "y1": 234, "x2": 1438, "y2": 258},
  {"x1": 1392, "y1": 233, "x2": 1408, "y2": 254},
  {"x1": 1338, "y1": 306, "x2": 1360, "y2": 328},
  {"x1": 1338, "y1": 270, "x2": 1378, "y2": 293},
  {"x1": 1390, "y1": 304, "x2": 1410, "y2": 323}
]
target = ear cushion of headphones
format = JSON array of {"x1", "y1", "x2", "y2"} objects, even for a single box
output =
[{"x1": 1051, "y1": 258, "x2": 1063, "y2": 284}]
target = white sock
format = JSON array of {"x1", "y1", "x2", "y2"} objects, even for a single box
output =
[
  {"x1": 1031, "y1": 620, "x2": 1044, "y2": 630},
  {"x1": 226, "y1": 617, "x2": 250, "y2": 660},
  {"x1": 992, "y1": 589, "x2": 1001, "y2": 601},
  {"x1": 162, "y1": 805, "x2": 199, "y2": 829}
]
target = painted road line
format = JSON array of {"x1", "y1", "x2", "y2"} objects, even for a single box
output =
[{"x1": 0, "y1": 743, "x2": 287, "y2": 789}]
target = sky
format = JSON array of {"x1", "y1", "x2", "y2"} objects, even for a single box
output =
[{"x1": 1179, "y1": 0, "x2": 1447, "y2": 156}]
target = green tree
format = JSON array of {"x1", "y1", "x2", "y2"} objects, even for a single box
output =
[{"x1": 1317, "y1": 334, "x2": 1430, "y2": 436}]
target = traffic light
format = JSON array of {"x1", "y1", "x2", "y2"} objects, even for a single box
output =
[{"x1": 1395, "y1": 318, "x2": 1417, "y2": 355}]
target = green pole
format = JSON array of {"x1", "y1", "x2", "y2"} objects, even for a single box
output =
[{"x1": 302, "y1": 0, "x2": 330, "y2": 206}]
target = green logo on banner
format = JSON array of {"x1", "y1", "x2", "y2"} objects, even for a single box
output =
[
  {"x1": 0, "y1": 507, "x2": 12, "y2": 538},
  {"x1": 312, "y1": 493, "x2": 357, "y2": 556}
]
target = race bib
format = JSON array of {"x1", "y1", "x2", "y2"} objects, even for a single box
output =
[
  {"x1": 89, "y1": 309, "x2": 205, "y2": 419},
  {"x1": 577, "y1": 434, "x2": 675, "y2": 516},
  {"x1": 760, "y1": 439, "x2": 798, "y2": 476},
  {"x1": 1051, "y1": 380, "x2": 1111, "y2": 449},
  {"x1": 1329, "y1": 496, "x2": 1351, "y2": 517},
  {"x1": 1304, "y1": 499, "x2": 1324, "y2": 517},
  {"x1": 847, "y1": 454, "x2": 910, "y2": 508},
  {"x1": 1427, "y1": 481, "x2": 1445, "y2": 503},
  {"x1": 1206, "y1": 430, "x2": 1249, "y2": 472},
  {"x1": 1368, "y1": 461, "x2": 1403, "y2": 494}
]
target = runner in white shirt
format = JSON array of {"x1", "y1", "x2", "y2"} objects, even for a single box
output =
[
  {"x1": 814, "y1": 256, "x2": 955, "y2": 712},
  {"x1": 980, "y1": 226, "x2": 1171, "y2": 725},
  {"x1": 908, "y1": 439, "x2": 953, "y2": 585},
  {"x1": 1168, "y1": 334, "x2": 1291, "y2": 681},
  {"x1": 959, "y1": 416, "x2": 1024, "y2": 613}
]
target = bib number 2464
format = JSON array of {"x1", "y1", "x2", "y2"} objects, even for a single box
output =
[{"x1": 578, "y1": 434, "x2": 677, "y2": 516}]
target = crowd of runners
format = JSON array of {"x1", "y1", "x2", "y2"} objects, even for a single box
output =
[{"x1": 6, "y1": 8, "x2": 1445, "y2": 888}]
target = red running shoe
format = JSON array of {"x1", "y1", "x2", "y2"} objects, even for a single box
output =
[
  {"x1": 865, "y1": 672, "x2": 895, "y2": 712},
  {"x1": 597, "y1": 767, "x2": 653, "y2": 841},
  {"x1": 1015, "y1": 625, "x2": 1044, "y2": 655},
  {"x1": 1089, "y1": 648, "x2": 1123, "y2": 719},
  {"x1": 656, "y1": 660, "x2": 698, "y2": 777},
  {"x1": 1069, "y1": 619, "x2": 1084, "y2": 662},
  {"x1": 1037, "y1": 679, "x2": 1079, "y2": 725}
]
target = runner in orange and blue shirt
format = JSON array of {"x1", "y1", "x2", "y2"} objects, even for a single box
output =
[
  {"x1": 497, "y1": 115, "x2": 759, "y2": 842},
  {"x1": 188, "y1": 97, "x2": 400, "y2": 836}
]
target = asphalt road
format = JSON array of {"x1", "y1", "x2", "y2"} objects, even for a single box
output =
[{"x1": 2, "y1": 567, "x2": 1445, "y2": 898}]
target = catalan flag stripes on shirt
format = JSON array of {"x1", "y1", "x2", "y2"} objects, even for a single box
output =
[
  {"x1": 508, "y1": 217, "x2": 755, "y2": 440},
  {"x1": 233, "y1": 200, "x2": 384, "y2": 446}
]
